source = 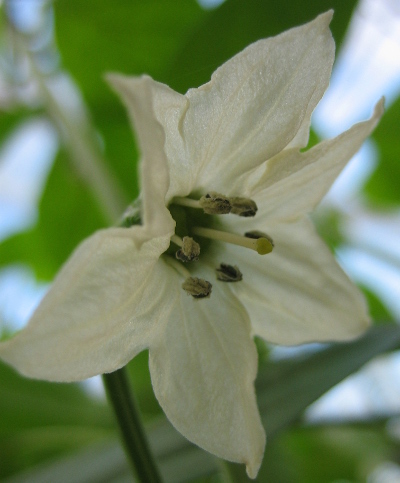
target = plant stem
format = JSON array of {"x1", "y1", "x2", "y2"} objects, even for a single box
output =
[{"x1": 102, "y1": 367, "x2": 163, "y2": 483}]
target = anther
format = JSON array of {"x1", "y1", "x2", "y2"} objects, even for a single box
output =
[
  {"x1": 245, "y1": 230, "x2": 274, "y2": 247},
  {"x1": 229, "y1": 197, "x2": 258, "y2": 217},
  {"x1": 216, "y1": 263, "x2": 243, "y2": 282},
  {"x1": 199, "y1": 192, "x2": 231, "y2": 215},
  {"x1": 174, "y1": 236, "x2": 200, "y2": 262},
  {"x1": 192, "y1": 226, "x2": 273, "y2": 255},
  {"x1": 182, "y1": 277, "x2": 212, "y2": 299}
]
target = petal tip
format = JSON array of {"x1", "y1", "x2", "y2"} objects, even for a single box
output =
[
  {"x1": 104, "y1": 72, "x2": 127, "y2": 89},
  {"x1": 374, "y1": 97, "x2": 385, "y2": 117},
  {"x1": 105, "y1": 73, "x2": 151, "y2": 97},
  {"x1": 244, "y1": 427, "x2": 266, "y2": 479},
  {"x1": 317, "y1": 9, "x2": 334, "y2": 26},
  {"x1": 245, "y1": 451, "x2": 264, "y2": 479}
]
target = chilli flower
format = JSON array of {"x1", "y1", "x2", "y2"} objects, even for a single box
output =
[{"x1": 0, "y1": 11, "x2": 383, "y2": 478}]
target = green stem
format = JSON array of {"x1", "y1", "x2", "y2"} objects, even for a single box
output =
[{"x1": 102, "y1": 367, "x2": 163, "y2": 483}]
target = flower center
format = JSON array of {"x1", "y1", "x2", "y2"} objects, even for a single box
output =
[{"x1": 166, "y1": 192, "x2": 274, "y2": 299}]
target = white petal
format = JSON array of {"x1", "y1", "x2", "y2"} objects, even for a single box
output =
[
  {"x1": 106, "y1": 74, "x2": 175, "y2": 234},
  {"x1": 252, "y1": 99, "x2": 384, "y2": 223},
  {"x1": 0, "y1": 227, "x2": 173, "y2": 381},
  {"x1": 220, "y1": 219, "x2": 369, "y2": 345},
  {"x1": 183, "y1": 12, "x2": 334, "y2": 194},
  {"x1": 148, "y1": 273, "x2": 265, "y2": 478}
]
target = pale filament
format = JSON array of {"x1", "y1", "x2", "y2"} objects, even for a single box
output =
[
  {"x1": 171, "y1": 197, "x2": 201, "y2": 209},
  {"x1": 192, "y1": 226, "x2": 273, "y2": 255},
  {"x1": 164, "y1": 256, "x2": 192, "y2": 278},
  {"x1": 170, "y1": 234, "x2": 184, "y2": 247}
]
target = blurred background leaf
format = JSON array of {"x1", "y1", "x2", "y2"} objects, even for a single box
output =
[
  {"x1": 0, "y1": 360, "x2": 114, "y2": 479},
  {"x1": 167, "y1": 0, "x2": 358, "y2": 94},
  {"x1": 53, "y1": 0, "x2": 206, "y2": 200},
  {"x1": 365, "y1": 94, "x2": 400, "y2": 206}
]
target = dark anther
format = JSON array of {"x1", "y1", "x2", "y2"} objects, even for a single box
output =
[
  {"x1": 182, "y1": 277, "x2": 212, "y2": 298},
  {"x1": 176, "y1": 236, "x2": 200, "y2": 262},
  {"x1": 199, "y1": 192, "x2": 231, "y2": 215},
  {"x1": 216, "y1": 263, "x2": 243, "y2": 282},
  {"x1": 230, "y1": 197, "x2": 258, "y2": 217}
]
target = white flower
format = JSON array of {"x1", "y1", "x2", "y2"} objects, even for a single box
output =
[{"x1": 0, "y1": 11, "x2": 383, "y2": 478}]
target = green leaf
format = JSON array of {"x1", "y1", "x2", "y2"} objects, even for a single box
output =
[
  {"x1": 227, "y1": 325, "x2": 400, "y2": 481},
  {"x1": 0, "y1": 360, "x2": 114, "y2": 479},
  {"x1": 0, "y1": 363, "x2": 111, "y2": 431},
  {"x1": 364, "y1": 95, "x2": 400, "y2": 206},
  {"x1": 4, "y1": 325, "x2": 400, "y2": 482},
  {"x1": 361, "y1": 286, "x2": 394, "y2": 323},
  {"x1": 2, "y1": 426, "x2": 218, "y2": 483},
  {"x1": 167, "y1": 0, "x2": 359, "y2": 94},
  {"x1": 0, "y1": 110, "x2": 35, "y2": 144},
  {"x1": 257, "y1": 422, "x2": 396, "y2": 483},
  {"x1": 54, "y1": 0, "x2": 205, "y2": 104},
  {"x1": 256, "y1": 325, "x2": 400, "y2": 436}
]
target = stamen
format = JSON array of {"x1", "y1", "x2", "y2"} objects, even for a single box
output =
[
  {"x1": 182, "y1": 277, "x2": 212, "y2": 299},
  {"x1": 173, "y1": 193, "x2": 232, "y2": 215},
  {"x1": 171, "y1": 196, "x2": 201, "y2": 209},
  {"x1": 171, "y1": 234, "x2": 184, "y2": 247},
  {"x1": 216, "y1": 263, "x2": 243, "y2": 282},
  {"x1": 175, "y1": 236, "x2": 200, "y2": 262},
  {"x1": 245, "y1": 230, "x2": 274, "y2": 247},
  {"x1": 192, "y1": 226, "x2": 273, "y2": 255},
  {"x1": 199, "y1": 192, "x2": 231, "y2": 215},
  {"x1": 229, "y1": 197, "x2": 258, "y2": 217}
]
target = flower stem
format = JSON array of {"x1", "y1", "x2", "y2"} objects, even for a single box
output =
[{"x1": 102, "y1": 367, "x2": 163, "y2": 483}]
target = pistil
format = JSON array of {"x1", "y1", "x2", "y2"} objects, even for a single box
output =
[{"x1": 192, "y1": 226, "x2": 273, "y2": 255}]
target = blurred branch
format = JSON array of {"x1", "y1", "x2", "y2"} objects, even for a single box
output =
[{"x1": 7, "y1": 22, "x2": 128, "y2": 224}]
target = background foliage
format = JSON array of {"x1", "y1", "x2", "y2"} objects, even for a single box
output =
[{"x1": 1, "y1": 0, "x2": 399, "y2": 481}]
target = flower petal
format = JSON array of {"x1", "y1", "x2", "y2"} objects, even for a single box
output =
[
  {"x1": 220, "y1": 218, "x2": 369, "y2": 345},
  {"x1": 106, "y1": 74, "x2": 176, "y2": 234},
  {"x1": 252, "y1": 99, "x2": 384, "y2": 223},
  {"x1": 0, "y1": 227, "x2": 173, "y2": 381},
  {"x1": 148, "y1": 273, "x2": 265, "y2": 478},
  {"x1": 183, "y1": 11, "x2": 334, "y2": 194}
]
